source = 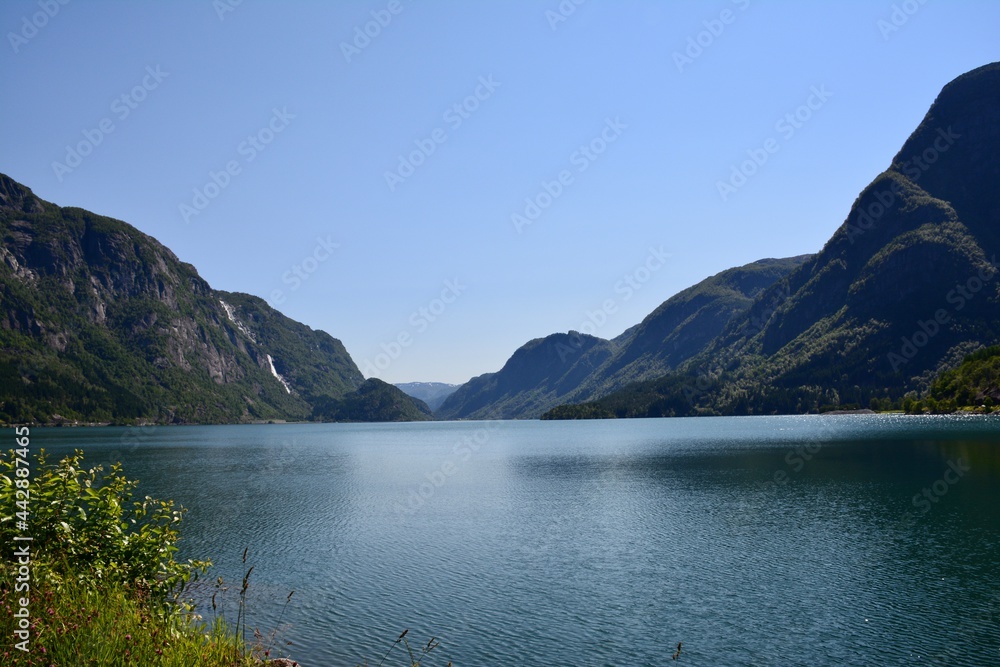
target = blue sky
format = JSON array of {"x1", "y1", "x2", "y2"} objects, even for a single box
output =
[{"x1": 2, "y1": 1, "x2": 998, "y2": 384}]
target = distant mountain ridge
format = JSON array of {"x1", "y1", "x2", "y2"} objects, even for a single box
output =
[
  {"x1": 437, "y1": 256, "x2": 810, "y2": 419},
  {"x1": 0, "y1": 175, "x2": 428, "y2": 424},
  {"x1": 545, "y1": 61, "x2": 1000, "y2": 418},
  {"x1": 394, "y1": 382, "x2": 459, "y2": 411}
]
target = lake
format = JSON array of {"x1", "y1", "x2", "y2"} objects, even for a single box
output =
[{"x1": 29, "y1": 415, "x2": 1000, "y2": 666}]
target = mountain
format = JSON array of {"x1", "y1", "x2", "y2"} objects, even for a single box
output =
[
  {"x1": 0, "y1": 174, "x2": 364, "y2": 424},
  {"x1": 437, "y1": 256, "x2": 809, "y2": 420},
  {"x1": 926, "y1": 345, "x2": 1000, "y2": 409},
  {"x1": 436, "y1": 332, "x2": 617, "y2": 420},
  {"x1": 313, "y1": 378, "x2": 433, "y2": 422},
  {"x1": 6, "y1": 62, "x2": 997, "y2": 424},
  {"x1": 394, "y1": 382, "x2": 459, "y2": 411},
  {"x1": 545, "y1": 62, "x2": 1000, "y2": 418},
  {"x1": 574, "y1": 255, "x2": 812, "y2": 398}
]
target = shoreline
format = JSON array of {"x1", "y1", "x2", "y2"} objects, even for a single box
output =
[{"x1": 8, "y1": 408, "x2": 999, "y2": 430}]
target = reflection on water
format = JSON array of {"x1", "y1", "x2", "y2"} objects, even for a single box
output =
[{"x1": 30, "y1": 415, "x2": 1000, "y2": 666}]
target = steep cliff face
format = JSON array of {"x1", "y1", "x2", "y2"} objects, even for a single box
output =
[
  {"x1": 0, "y1": 174, "x2": 362, "y2": 424},
  {"x1": 701, "y1": 63, "x2": 1000, "y2": 405},
  {"x1": 889, "y1": 62, "x2": 1000, "y2": 254},
  {"x1": 545, "y1": 62, "x2": 1000, "y2": 418}
]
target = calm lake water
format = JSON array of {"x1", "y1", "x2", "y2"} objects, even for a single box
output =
[{"x1": 30, "y1": 415, "x2": 1000, "y2": 666}]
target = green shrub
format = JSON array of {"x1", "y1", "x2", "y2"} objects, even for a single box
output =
[{"x1": 0, "y1": 448, "x2": 208, "y2": 604}]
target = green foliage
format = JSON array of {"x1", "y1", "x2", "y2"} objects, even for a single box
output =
[
  {"x1": 542, "y1": 372, "x2": 723, "y2": 420},
  {"x1": 0, "y1": 448, "x2": 208, "y2": 602},
  {"x1": 541, "y1": 404, "x2": 615, "y2": 420},
  {"x1": 313, "y1": 379, "x2": 433, "y2": 422},
  {"x1": 0, "y1": 445, "x2": 310, "y2": 665},
  {"x1": 929, "y1": 345, "x2": 1000, "y2": 409}
]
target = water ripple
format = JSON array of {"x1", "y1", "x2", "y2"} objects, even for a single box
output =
[{"x1": 31, "y1": 417, "x2": 1000, "y2": 666}]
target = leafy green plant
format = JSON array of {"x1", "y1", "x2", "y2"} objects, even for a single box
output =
[
  {"x1": 0, "y1": 448, "x2": 323, "y2": 666},
  {"x1": 0, "y1": 448, "x2": 208, "y2": 603}
]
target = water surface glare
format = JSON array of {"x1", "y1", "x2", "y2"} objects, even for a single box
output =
[{"x1": 31, "y1": 415, "x2": 1000, "y2": 666}]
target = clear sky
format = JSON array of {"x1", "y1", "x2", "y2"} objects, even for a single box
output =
[{"x1": 1, "y1": 1, "x2": 997, "y2": 384}]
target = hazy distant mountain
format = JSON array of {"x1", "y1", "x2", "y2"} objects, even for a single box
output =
[
  {"x1": 394, "y1": 382, "x2": 459, "y2": 411},
  {"x1": 546, "y1": 62, "x2": 1000, "y2": 418},
  {"x1": 0, "y1": 174, "x2": 369, "y2": 424},
  {"x1": 437, "y1": 256, "x2": 808, "y2": 420}
]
